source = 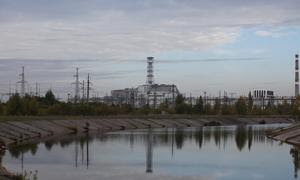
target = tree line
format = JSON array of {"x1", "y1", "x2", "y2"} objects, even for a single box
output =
[{"x1": 0, "y1": 90, "x2": 299, "y2": 116}]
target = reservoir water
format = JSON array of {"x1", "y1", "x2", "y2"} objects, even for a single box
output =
[{"x1": 1, "y1": 124, "x2": 299, "y2": 180}]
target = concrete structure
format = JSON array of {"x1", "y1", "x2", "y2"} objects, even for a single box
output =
[{"x1": 111, "y1": 88, "x2": 137, "y2": 105}]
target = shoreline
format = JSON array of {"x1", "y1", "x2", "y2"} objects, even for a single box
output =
[
  {"x1": 0, "y1": 115, "x2": 295, "y2": 147},
  {"x1": 0, "y1": 116, "x2": 295, "y2": 179}
]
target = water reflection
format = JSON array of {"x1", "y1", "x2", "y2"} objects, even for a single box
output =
[
  {"x1": 291, "y1": 146, "x2": 300, "y2": 179},
  {"x1": 1, "y1": 124, "x2": 299, "y2": 180},
  {"x1": 146, "y1": 128, "x2": 153, "y2": 173}
]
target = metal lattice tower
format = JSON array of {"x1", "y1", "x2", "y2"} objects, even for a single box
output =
[
  {"x1": 87, "y1": 73, "x2": 92, "y2": 103},
  {"x1": 296, "y1": 54, "x2": 299, "y2": 97},
  {"x1": 146, "y1": 57, "x2": 154, "y2": 85},
  {"x1": 17, "y1": 66, "x2": 26, "y2": 97},
  {"x1": 73, "y1": 68, "x2": 80, "y2": 103}
]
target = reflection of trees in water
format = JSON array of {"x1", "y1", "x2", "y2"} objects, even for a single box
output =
[
  {"x1": 0, "y1": 149, "x2": 4, "y2": 164},
  {"x1": 4, "y1": 125, "x2": 283, "y2": 167},
  {"x1": 290, "y1": 146, "x2": 300, "y2": 179},
  {"x1": 235, "y1": 126, "x2": 247, "y2": 151},
  {"x1": 42, "y1": 133, "x2": 100, "y2": 152},
  {"x1": 194, "y1": 128, "x2": 203, "y2": 149},
  {"x1": 92, "y1": 125, "x2": 277, "y2": 152},
  {"x1": 248, "y1": 126, "x2": 253, "y2": 151},
  {"x1": 213, "y1": 127, "x2": 221, "y2": 148},
  {"x1": 222, "y1": 128, "x2": 230, "y2": 150},
  {"x1": 175, "y1": 128, "x2": 184, "y2": 149},
  {"x1": 203, "y1": 129, "x2": 211, "y2": 143},
  {"x1": 9, "y1": 143, "x2": 38, "y2": 159}
]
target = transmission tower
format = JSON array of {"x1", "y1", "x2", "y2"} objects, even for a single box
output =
[
  {"x1": 35, "y1": 82, "x2": 39, "y2": 97},
  {"x1": 72, "y1": 68, "x2": 81, "y2": 103},
  {"x1": 86, "y1": 74, "x2": 92, "y2": 103},
  {"x1": 82, "y1": 80, "x2": 85, "y2": 101},
  {"x1": 17, "y1": 66, "x2": 26, "y2": 97}
]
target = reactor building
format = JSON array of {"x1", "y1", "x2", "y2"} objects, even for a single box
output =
[{"x1": 111, "y1": 57, "x2": 179, "y2": 107}]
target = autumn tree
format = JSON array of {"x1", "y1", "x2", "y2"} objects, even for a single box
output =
[
  {"x1": 235, "y1": 97, "x2": 247, "y2": 115},
  {"x1": 6, "y1": 94, "x2": 23, "y2": 115}
]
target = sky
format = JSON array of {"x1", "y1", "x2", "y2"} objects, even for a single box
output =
[{"x1": 0, "y1": 0, "x2": 299, "y2": 100}]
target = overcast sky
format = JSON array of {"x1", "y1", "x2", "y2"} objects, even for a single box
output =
[{"x1": 0, "y1": 0, "x2": 299, "y2": 100}]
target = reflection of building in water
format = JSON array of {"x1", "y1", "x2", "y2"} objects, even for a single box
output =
[
  {"x1": 290, "y1": 146, "x2": 300, "y2": 178},
  {"x1": 146, "y1": 128, "x2": 153, "y2": 173}
]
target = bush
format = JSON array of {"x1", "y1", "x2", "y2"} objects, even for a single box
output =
[
  {"x1": 0, "y1": 103, "x2": 4, "y2": 115},
  {"x1": 235, "y1": 97, "x2": 247, "y2": 115},
  {"x1": 6, "y1": 94, "x2": 24, "y2": 115},
  {"x1": 24, "y1": 98, "x2": 39, "y2": 116}
]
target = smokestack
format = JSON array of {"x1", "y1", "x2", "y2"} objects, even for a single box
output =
[
  {"x1": 295, "y1": 54, "x2": 299, "y2": 97},
  {"x1": 146, "y1": 57, "x2": 154, "y2": 85}
]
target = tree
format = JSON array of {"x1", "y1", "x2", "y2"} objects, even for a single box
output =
[
  {"x1": 175, "y1": 94, "x2": 185, "y2": 105},
  {"x1": 221, "y1": 103, "x2": 233, "y2": 115},
  {"x1": 175, "y1": 94, "x2": 188, "y2": 114},
  {"x1": 0, "y1": 101, "x2": 3, "y2": 115},
  {"x1": 213, "y1": 98, "x2": 221, "y2": 115},
  {"x1": 204, "y1": 103, "x2": 212, "y2": 115},
  {"x1": 292, "y1": 96, "x2": 300, "y2": 117},
  {"x1": 6, "y1": 94, "x2": 23, "y2": 115},
  {"x1": 235, "y1": 97, "x2": 247, "y2": 115},
  {"x1": 194, "y1": 96, "x2": 204, "y2": 114},
  {"x1": 26, "y1": 98, "x2": 39, "y2": 115},
  {"x1": 45, "y1": 90, "x2": 56, "y2": 105},
  {"x1": 248, "y1": 92, "x2": 253, "y2": 114},
  {"x1": 277, "y1": 100, "x2": 290, "y2": 115}
]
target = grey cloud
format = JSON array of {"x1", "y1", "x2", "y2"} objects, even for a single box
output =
[
  {"x1": 0, "y1": 0, "x2": 297, "y2": 97},
  {"x1": 1, "y1": 0, "x2": 298, "y2": 60},
  {"x1": 157, "y1": 57, "x2": 266, "y2": 64}
]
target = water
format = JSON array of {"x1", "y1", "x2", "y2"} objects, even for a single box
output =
[{"x1": 1, "y1": 124, "x2": 299, "y2": 180}]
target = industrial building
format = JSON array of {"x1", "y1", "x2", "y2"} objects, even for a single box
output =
[
  {"x1": 111, "y1": 88, "x2": 137, "y2": 105},
  {"x1": 251, "y1": 89, "x2": 275, "y2": 107},
  {"x1": 111, "y1": 57, "x2": 180, "y2": 108},
  {"x1": 253, "y1": 90, "x2": 274, "y2": 99}
]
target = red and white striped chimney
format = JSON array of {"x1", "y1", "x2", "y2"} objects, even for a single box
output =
[{"x1": 295, "y1": 54, "x2": 299, "y2": 96}]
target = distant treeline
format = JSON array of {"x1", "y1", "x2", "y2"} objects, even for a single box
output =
[{"x1": 0, "y1": 90, "x2": 299, "y2": 116}]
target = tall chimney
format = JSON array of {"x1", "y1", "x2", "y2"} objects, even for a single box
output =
[
  {"x1": 146, "y1": 57, "x2": 154, "y2": 85},
  {"x1": 295, "y1": 54, "x2": 299, "y2": 96}
]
